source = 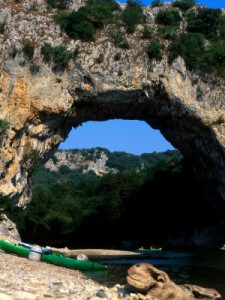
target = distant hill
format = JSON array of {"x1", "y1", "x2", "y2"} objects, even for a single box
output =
[
  {"x1": 32, "y1": 148, "x2": 182, "y2": 188},
  {"x1": 44, "y1": 147, "x2": 182, "y2": 176}
]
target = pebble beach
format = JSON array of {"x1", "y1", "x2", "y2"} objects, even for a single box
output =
[{"x1": 0, "y1": 235, "x2": 147, "y2": 300}]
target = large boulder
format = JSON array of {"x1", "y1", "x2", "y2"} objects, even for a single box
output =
[
  {"x1": 0, "y1": 214, "x2": 20, "y2": 241},
  {"x1": 126, "y1": 263, "x2": 221, "y2": 300}
]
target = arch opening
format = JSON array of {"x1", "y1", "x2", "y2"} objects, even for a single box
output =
[
  {"x1": 59, "y1": 120, "x2": 175, "y2": 155},
  {"x1": 8, "y1": 119, "x2": 216, "y2": 250}
]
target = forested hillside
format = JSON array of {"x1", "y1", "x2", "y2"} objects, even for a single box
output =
[{"x1": 7, "y1": 148, "x2": 212, "y2": 249}]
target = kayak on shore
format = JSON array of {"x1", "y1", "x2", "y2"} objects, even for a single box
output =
[{"x1": 0, "y1": 239, "x2": 107, "y2": 271}]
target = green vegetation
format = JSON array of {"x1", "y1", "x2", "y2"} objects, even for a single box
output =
[
  {"x1": 0, "y1": 22, "x2": 5, "y2": 34},
  {"x1": 160, "y1": 26, "x2": 177, "y2": 40},
  {"x1": 186, "y1": 7, "x2": 221, "y2": 39},
  {"x1": 10, "y1": 47, "x2": 18, "y2": 59},
  {"x1": 52, "y1": 45, "x2": 71, "y2": 66},
  {"x1": 146, "y1": 39, "x2": 164, "y2": 60},
  {"x1": 168, "y1": 32, "x2": 205, "y2": 68},
  {"x1": 41, "y1": 43, "x2": 72, "y2": 70},
  {"x1": 22, "y1": 42, "x2": 34, "y2": 60},
  {"x1": 121, "y1": 0, "x2": 145, "y2": 33},
  {"x1": 46, "y1": 0, "x2": 225, "y2": 77},
  {"x1": 54, "y1": 0, "x2": 120, "y2": 41},
  {"x1": 79, "y1": 90, "x2": 94, "y2": 102},
  {"x1": 167, "y1": 7, "x2": 225, "y2": 77},
  {"x1": 29, "y1": 63, "x2": 40, "y2": 75},
  {"x1": 54, "y1": 0, "x2": 144, "y2": 39},
  {"x1": 151, "y1": 0, "x2": 163, "y2": 8},
  {"x1": 46, "y1": 0, "x2": 69, "y2": 10},
  {"x1": 0, "y1": 193, "x2": 11, "y2": 215},
  {"x1": 141, "y1": 25, "x2": 155, "y2": 39},
  {"x1": 155, "y1": 9, "x2": 182, "y2": 26},
  {"x1": 41, "y1": 43, "x2": 53, "y2": 63},
  {"x1": 111, "y1": 30, "x2": 129, "y2": 48},
  {"x1": 95, "y1": 53, "x2": 104, "y2": 64},
  {"x1": 172, "y1": 0, "x2": 196, "y2": 11},
  {"x1": 118, "y1": 68, "x2": 123, "y2": 76},
  {"x1": 114, "y1": 52, "x2": 122, "y2": 61},
  {"x1": 7, "y1": 148, "x2": 198, "y2": 248},
  {"x1": 0, "y1": 119, "x2": 9, "y2": 135}
]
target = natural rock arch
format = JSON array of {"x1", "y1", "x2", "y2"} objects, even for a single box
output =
[
  {"x1": 1, "y1": 55, "x2": 225, "y2": 235},
  {"x1": 0, "y1": 0, "x2": 225, "y2": 247}
]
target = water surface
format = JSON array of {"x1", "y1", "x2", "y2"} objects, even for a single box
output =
[{"x1": 83, "y1": 249, "x2": 225, "y2": 299}]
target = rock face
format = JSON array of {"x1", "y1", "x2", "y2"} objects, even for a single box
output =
[
  {"x1": 0, "y1": 214, "x2": 20, "y2": 240},
  {"x1": 0, "y1": 1, "x2": 225, "y2": 247},
  {"x1": 45, "y1": 149, "x2": 118, "y2": 176}
]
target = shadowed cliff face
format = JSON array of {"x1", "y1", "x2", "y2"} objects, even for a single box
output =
[{"x1": 0, "y1": 0, "x2": 225, "y2": 247}]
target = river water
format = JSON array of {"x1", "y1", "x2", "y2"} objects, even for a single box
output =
[{"x1": 84, "y1": 249, "x2": 225, "y2": 299}]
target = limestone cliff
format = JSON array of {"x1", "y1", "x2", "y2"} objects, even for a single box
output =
[
  {"x1": 45, "y1": 149, "x2": 118, "y2": 176},
  {"x1": 0, "y1": 0, "x2": 225, "y2": 247}
]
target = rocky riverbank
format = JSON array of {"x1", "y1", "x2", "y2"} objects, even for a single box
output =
[
  {"x1": 0, "y1": 248, "x2": 147, "y2": 300},
  {"x1": 0, "y1": 235, "x2": 148, "y2": 300},
  {"x1": 0, "y1": 234, "x2": 221, "y2": 300}
]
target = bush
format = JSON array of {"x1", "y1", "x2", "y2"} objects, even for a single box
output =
[
  {"x1": 41, "y1": 43, "x2": 71, "y2": 70},
  {"x1": 141, "y1": 25, "x2": 155, "y2": 39},
  {"x1": 111, "y1": 30, "x2": 129, "y2": 49},
  {"x1": 114, "y1": 52, "x2": 121, "y2": 61},
  {"x1": 0, "y1": 119, "x2": 9, "y2": 135},
  {"x1": 172, "y1": 0, "x2": 196, "y2": 11},
  {"x1": 52, "y1": 45, "x2": 71, "y2": 68},
  {"x1": 118, "y1": 68, "x2": 123, "y2": 76},
  {"x1": 41, "y1": 43, "x2": 53, "y2": 63},
  {"x1": 111, "y1": 30, "x2": 125, "y2": 46},
  {"x1": 85, "y1": 0, "x2": 120, "y2": 28},
  {"x1": 146, "y1": 40, "x2": 164, "y2": 60},
  {"x1": 71, "y1": 46, "x2": 80, "y2": 61},
  {"x1": 95, "y1": 53, "x2": 104, "y2": 64},
  {"x1": 55, "y1": 10, "x2": 94, "y2": 41},
  {"x1": 219, "y1": 15, "x2": 225, "y2": 38},
  {"x1": 0, "y1": 22, "x2": 5, "y2": 34},
  {"x1": 155, "y1": 9, "x2": 182, "y2": 26},
  {"x1": 151, "y1": 0, "x2": 163, "y2": 8},
  {"x1": 119, "y1": 39, "x2": 130, "y2": 49},
  {"x1": 161, "y1": 26, "x2": 177, "y2": 40},
  {"x1": 46, "y1": 0, "x2": 69, "y2": 10},
  {"x1": 46, "y1": 0, "x2": 57, "y2": 9},
  {"x1": 29, "y1": 63, "x2": 40, "y2": 75},
  {"x1": 57, "y1": 0, "x2": 69, "y2": 9},
  {"x1": 168, "y1": 32, "x2": 205, "y2": 69},
  {"x1": 121, "y1": 0, "x2": 145, "y2": 33},
  {"x1": 202, "y1": 42, "x2": 225, "y2": 76},
  {"x1": 54, "y1": 0, "x2": 120, "y2": 41},
  {"x1": 0, "y1": 193, "x2": 11, "y2": 215},
  {"x1": 23, "y1": 42, "x2": 34, "y2": 60},
  {"x1": 10, "y1": 47, "x2": 18, "y2": 59},
  {"x1": 186, "y1": 7, "x2": 221, "y2": 39},
  {"x1": 79, "y1": 90, "x2": 94, "y2": 101}
]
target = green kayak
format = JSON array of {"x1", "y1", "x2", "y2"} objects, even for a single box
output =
[
  {"x1": 0, "y1": 239, "x2": 107, "y2": 271},
  {"x1": 0, "y1": 239, "x2": 30, "y2": 257},
  {"x1": 136, "y1": 248, "x2": 162, "y2": 253},
  {"x1": 41, "y1": 252, "x2": 107, "y2": 271}
]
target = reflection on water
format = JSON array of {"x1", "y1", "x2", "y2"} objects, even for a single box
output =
[{"x1": 83, "y1": 250, "x2": 225, "y2": 299}]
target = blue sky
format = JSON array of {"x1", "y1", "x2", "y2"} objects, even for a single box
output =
[
  {"x1": 59, "y1": 0, "x2": 224, "y2": 155},
  {"x1": 59, "y1": 121, "x2": 174, "y2": 155},
  {"x1": 118, "y1": 0, "x2": 225, "y2": 9}
]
